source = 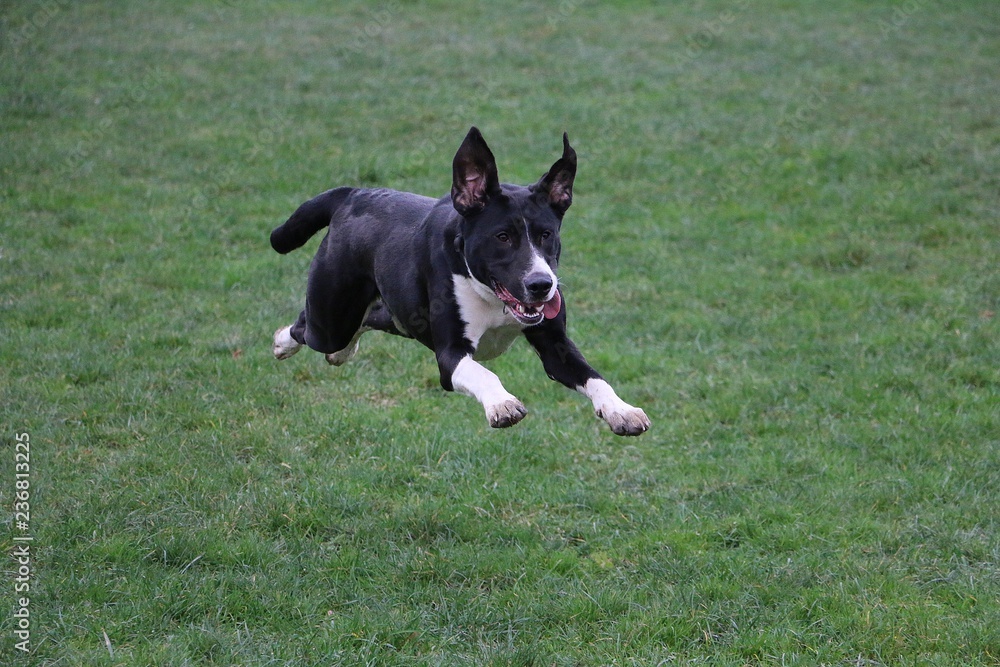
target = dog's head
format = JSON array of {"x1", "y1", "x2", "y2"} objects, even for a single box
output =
[{"x1": 451, "y1": 127, "x2": 576, "y2": 326}]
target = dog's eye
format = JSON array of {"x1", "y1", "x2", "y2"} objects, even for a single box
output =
[
  {"x1": 540, "y1": 230, "x2": 551, "y2": 241},
  {"x1": 496, "y1": 232, "x2": 511, "y2": 243}
]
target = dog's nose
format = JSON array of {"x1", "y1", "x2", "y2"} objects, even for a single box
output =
[{"x1": 524, "y1": 272, "x2": 554, "y2": 300}]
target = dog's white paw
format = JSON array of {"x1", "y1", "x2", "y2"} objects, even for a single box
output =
[
  {"x1": 597, "y1": 404, "x2": 650, "y2": 437},
  {"x1": 273, "y1": 326, "x2": 302, "y2": 360},
  {"x1": 581, "y1": 379, "x2": 650, "y2": 436},
  {"x1": 325, "y1": 340, "x2": 360, "y2": 366},
  {"x1": 486, "y1": 398, "x2": 528, "y2": 429}
]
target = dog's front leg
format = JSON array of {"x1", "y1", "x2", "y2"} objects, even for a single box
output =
[
  {"x1": 576, "y1": 376, "x2": 651, "y2": 437},
  {"x1": 439, "y1": 351, "x2": 527, "y2": 429},
  {"x1": 524, "y1": 319, "x2": 650, "y2": 436}
]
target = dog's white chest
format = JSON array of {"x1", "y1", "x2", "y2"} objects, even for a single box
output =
[
  {"x1": 472, "y1": 322, "x2": 523, "y2": 360},
  {"x1": 452, "y1": 274, "x2": 524, "y2": 361}
]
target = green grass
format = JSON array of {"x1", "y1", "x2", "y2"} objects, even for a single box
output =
[{"x1": 2, "y1": 0, "x2": 999, "y2": 664}]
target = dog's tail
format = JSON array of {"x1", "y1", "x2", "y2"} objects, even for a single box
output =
[{"x1": 270, "y1": 187, "x2": 353, "y2": 254}]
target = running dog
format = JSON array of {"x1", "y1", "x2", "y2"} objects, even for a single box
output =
[{"x1": 270, "y1": 127, "x2": 649, "y2": 436}]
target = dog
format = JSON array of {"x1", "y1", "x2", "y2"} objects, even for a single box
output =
[{"x1": 270, "y1": 127, "x2": 649, "y2": 436}]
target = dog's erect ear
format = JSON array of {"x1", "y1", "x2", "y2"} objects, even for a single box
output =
[
  {"x1": 452, "y1": 127, "x2": 501, "y2": 216},
  {"x1": 536, "y1": 133, "x2": 577, "y2": 215}
]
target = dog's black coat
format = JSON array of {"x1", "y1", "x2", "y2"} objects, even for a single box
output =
[{"x1": 271, "y1": 128, "x2": 649, "y2": 435}]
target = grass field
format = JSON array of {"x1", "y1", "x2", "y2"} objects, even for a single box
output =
[{"x1": 2, "y1": 0, "x2": 999, "y2": 664}]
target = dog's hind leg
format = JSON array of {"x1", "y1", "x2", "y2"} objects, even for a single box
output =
[
  {"x1": 273, "y1": 310, "x2": 307, "y2": 360},
  {"x1": 273, "y1": 312, "x2": 369, "y2": 366},
  {"x1": 298, "y1": 274, "x2": 380, "y2": 367},
  {"x1": 325, "y1": 300, "x2": 408, "y2": 365},
  {"x1": 324, "y1": 324, "x2": 367, "y2": 366},
  {"x1": 273, "y1": 325, "x2": 303, "y2": 360},
  {"x1": 274, "y1": 284, "x2": 379, "y2": 366}
]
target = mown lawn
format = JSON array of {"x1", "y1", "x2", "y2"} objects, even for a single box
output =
[{"x1": 1, "y1": 1, "x2": 998, "y2": 665}]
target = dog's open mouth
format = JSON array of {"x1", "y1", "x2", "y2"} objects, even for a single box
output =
[{"x1": 492, "y1": 280, "x2": 562, "y2": 325}]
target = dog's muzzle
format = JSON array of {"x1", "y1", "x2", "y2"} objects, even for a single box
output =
[{"x1": 492, "y1": 280, "x2": 562, "y2": 325}]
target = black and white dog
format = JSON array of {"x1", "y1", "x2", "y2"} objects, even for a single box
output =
[{"x1": 270, "y1": 128, "x2": 649, "y2": 436}]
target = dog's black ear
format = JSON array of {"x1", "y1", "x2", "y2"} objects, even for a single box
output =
[
  {"x1": 536, "y1": 132, "x2": 577, "y2": 215},
  {"x1": 452, "y1": 127, "x2": 501, "y2": 216}
]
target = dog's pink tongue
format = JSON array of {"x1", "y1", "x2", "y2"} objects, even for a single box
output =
[{"x1": 541, "y1": 290, "x2": 562, "y2": 319}]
